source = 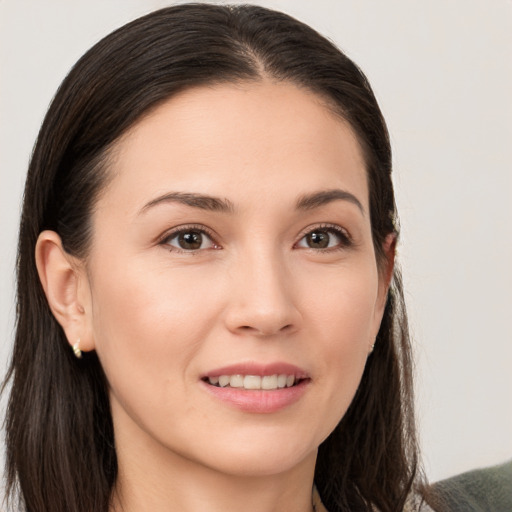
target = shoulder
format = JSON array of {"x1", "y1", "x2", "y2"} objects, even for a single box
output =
[{"x1": 427, "y1": 459, "x2": 512, "y2": 512}]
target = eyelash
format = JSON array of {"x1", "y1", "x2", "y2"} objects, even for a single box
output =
[
  {"x1": 159, "y1": 224, "x2": 220, "y2": 254},
  {"x1": 159, "y1": 223, "x2": 353, "y2": 253},
  {"x1": 294, "y1": 223, "x2": 353, "y2": 252}
]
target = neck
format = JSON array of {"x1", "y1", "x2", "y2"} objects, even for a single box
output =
[{"x1": 110, "y1": 433, "x2": 317, "y2": 512}]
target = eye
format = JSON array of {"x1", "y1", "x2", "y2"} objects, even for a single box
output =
[
  {"x1": 296, "y1": 225, "x2": 351, "y2": 250},
  {"x1": 162, "y1": 227, "x2": 218, "y2": 252}
]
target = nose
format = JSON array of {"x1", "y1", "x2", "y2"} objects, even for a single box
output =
[{"x1": 224, "y1": 250, "x2": 302, "y2": 337}]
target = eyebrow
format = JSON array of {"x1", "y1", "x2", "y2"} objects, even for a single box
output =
[
  {"x1": 140, "y1": 192, "x2": 235, "y2": 215},
  {"x1": 295, "y1": 189, "x2": 365, "y2": 214},
  {"x1": 139, "y1": 188, "x2": 364, "y2": 216}
]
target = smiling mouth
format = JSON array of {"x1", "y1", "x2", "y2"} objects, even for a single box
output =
[{"x1": 203, "y1": 374, "x2": 306, "y2": 390}]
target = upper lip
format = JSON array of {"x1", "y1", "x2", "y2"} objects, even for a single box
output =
[{"x1": 202, "y1": 362, "x2": 309, "y2": 379}]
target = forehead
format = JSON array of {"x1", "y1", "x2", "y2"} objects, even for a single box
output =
[{"x1": 102, "y1": 80, "x2": 368, "y2": 215}]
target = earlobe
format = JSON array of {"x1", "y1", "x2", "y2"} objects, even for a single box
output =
[{"x1": 35, "y1": 230, "x2": 94, "y2": 353}]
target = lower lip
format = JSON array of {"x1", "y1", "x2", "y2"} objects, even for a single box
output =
[{"x1": 201, "y1": 379, "x2": 310, "y2": 414}]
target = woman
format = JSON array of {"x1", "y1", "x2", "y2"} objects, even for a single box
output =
[{"x1": 2, "y1": 4, "x2": 432, "y2": 512}]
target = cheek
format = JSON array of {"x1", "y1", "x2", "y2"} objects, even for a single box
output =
[
  {"x1": 300, "y1": 263, "x2": 379, "y2": 429},
  {"x1": 87, "y1": 260, "x2": 222, "y2": 395},
  {"x1": 304, "y1": 260, "x2": 379, "y2": 349},
  {"x1": 86, "y1": 262, "x2": 229, "y2": 447}
]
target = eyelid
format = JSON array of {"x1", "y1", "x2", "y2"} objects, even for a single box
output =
[
  {"x1": 158, "y1": 224, "x2": 221, "y2": 252},
  {"x1": 294, "y1": 223, "x2": 353, "y2": 249}
]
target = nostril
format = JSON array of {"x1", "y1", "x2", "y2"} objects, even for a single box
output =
[{"x1": 238, "y1": 323, "x2": 295, "y2": 336}]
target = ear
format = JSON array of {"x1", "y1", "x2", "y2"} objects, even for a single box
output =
[
  {"x1": 371, "y1": 233, "x2": 397, "y2": 341},
  {"x1": 35, "y1": 230, "x2": 95, "y2": 353},
  {"x1": 380, "y1": 233, "x2": 396, "y2": 297}
]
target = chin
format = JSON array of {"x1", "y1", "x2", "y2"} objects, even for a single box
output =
[
  {"x1": 185, "y1": 430, "x2": 319, "y2": 478},
  {"x1": 209, "y1": 451, "x2": 314, "y2": 478}
]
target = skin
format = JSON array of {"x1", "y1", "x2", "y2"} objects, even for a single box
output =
[{"x1": 36, "y1": 81, "x2": 394, "y2": 512}]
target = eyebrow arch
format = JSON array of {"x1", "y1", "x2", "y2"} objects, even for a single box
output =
[
  {"x1": 139, "y1": 192, "x2": 235, "y2": 215},
  {"x1": 295, "y1": 189, "x2": 365, "y2": 214}
]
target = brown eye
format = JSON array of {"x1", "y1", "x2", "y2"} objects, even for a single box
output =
[
  {"x1": 178, "y1": 231, "x2": 203, "y2": 250},
  {"x1": 164, "y1": 229, "x2": 215, "y2": 251},
  {"x1": 296, "y1": 226, "x2": 350, "y2": 250},
  {"x1": 305, "y1": 230, "x2": 330, "y2": 248}
]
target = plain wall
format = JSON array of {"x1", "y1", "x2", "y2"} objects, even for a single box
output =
[{"x1": 1, "y1": 0, "x2": 511, "y2": 485}]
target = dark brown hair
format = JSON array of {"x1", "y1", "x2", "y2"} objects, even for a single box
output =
[{"x1": 3, "y1": 4, "x2": 420, "y2": 512}]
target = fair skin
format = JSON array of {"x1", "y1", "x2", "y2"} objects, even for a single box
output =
[{"x1": 36, "y1": 81, "x2": 394, "y2": 512}]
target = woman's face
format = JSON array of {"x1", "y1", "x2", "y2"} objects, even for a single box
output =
[{"x1": 81, "y1": 81, "x2": 390, "y2": 477}]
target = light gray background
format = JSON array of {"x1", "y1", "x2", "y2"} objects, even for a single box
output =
[{"x1": 1, "y1": 0, "x2": 511, "y2": 484}]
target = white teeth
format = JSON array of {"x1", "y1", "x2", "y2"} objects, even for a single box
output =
[
  {"x1": 243, "y1": 375, "x2": 261, "y2": 389},
  {"x1": 277, "y1": 374, "x2": 287, "y2": 388},
  {"x1": 208, "y1": 373, "x2": 300, "y2": 390},
  {"x1": 218, "y1": 375, "x2": 230, "y2": 387},
  {"x1": 261, "y1": 374, "x2": 278, "y2": 390},
  {"x1": 229, "y1": 374, "x2": 244, "y2": 388}
]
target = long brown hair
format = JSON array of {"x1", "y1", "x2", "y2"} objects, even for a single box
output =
[{"x1": 3, "y1": 4, "x2": 420, "y2": 511}]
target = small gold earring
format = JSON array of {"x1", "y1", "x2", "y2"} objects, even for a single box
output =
[
  {"x1": 369, "y1": 342, "x2": 375, "y2": 353},
  {"x1": 73, "y1": 339, "x2": 83, "y2": 359}
]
